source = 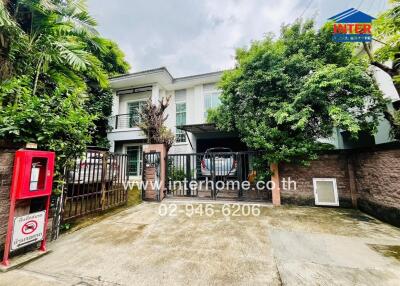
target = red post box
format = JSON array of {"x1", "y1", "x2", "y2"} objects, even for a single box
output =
[{"x1": 2, "y1": 150, "x2": 55, "y2": 267}]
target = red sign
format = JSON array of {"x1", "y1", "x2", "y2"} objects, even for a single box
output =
[{"x1": 21, "y1": 220, "x2": 38, "y2": 235}]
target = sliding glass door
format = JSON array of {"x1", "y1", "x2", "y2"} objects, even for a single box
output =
[{"x1": 127, "y1": 101, "x2": 145, "y2": 128}]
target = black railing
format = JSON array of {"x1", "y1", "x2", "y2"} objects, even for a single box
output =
[
  {"x1": 166, "y1": 151, "x2": 272, "y2": 201},
  {"x1": 109, "y1": 114, "x2": 140, "y2": 130}
]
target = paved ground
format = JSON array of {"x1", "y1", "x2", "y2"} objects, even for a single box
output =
[{"x1": 1, "y1": 201, "x2": 400, "y2": 285}]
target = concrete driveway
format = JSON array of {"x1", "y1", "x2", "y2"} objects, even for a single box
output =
[{"x1": 1, "y1": 201, "x2": 400, "y2": 285}]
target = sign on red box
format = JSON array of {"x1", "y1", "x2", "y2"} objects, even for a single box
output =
[{"x1": 11, "y1": 211, "x2": 46, "y2": 251}]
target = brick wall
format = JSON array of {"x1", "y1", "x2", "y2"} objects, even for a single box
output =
[
  {"x1": 279, "y1": 153, "x2": 353, "y2": 207},
  {"x1": 0, "y1": 148, "x2": 16, "y2": 249},
  {"x1": 278, "y1": 145, "x2": 400, "y2": 226},
  {"x1": 354, "y1": 148, "x2": 400, "y2": 226}
]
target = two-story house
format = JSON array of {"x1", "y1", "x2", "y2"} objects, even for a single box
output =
[
  {"x1": 107, "y1": 61, "x2": 399, "y2": 179},
  {"x1": 107, "y1": 67, "x2": 248, "y2": 179}
]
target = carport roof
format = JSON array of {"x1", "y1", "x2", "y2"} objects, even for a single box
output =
[{"x1": 177, "y1": 123, "x2": 219, "y2": 133}]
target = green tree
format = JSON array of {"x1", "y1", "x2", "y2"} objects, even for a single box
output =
[
  {"x1": 363, "y1": 0, "x2": 399, "y2": 90},
  {"x1": 209, "y1": 20, "x2": 387, "y2": 165},
  {"x1": 0, "y1": 0, "x2": 108, "y2": 89},
  {"x1": 0, "y1": 76, "x2": 94, "y2": 158},
  {"x1": 0, "y1": 0, "x2": 129, "y2": 175},
  {"x1": 362, "y1": 0, "x2": 400, "y2": 138},
  {"x1": 83, "y1": 39, "x2": 130, "y2": 148}
]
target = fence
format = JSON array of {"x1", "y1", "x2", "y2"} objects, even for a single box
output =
[
  {"x1": 166, "y1": 151, "x2": 272, "y2": 201},
  {"x1": 62, "y1": 150, "x2": 128, "y2": 222}
]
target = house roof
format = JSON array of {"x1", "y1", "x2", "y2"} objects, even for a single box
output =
[
  {"x1": 110, "y1": 67, "x2": 173, "y2": 81},
  {"x1": 109, "y1": 67, "x2": 226, "y2": 90},
  {"x1": 328, "y1": 8, "x2": 376, "y2": 23},
  {"x1": 173, "y1": 70, "x2": 226, "y2": 82}
]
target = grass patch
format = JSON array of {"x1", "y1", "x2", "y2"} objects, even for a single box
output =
[
  {"x1": 127, "y1": 185, "x2": 141, "y2": 207},
  {"x1": 369, "y1": 244, "x2": 400, "y2": 261},
  {"x1": 61, "y1": 187, "x2": 142, "y2": 234}
]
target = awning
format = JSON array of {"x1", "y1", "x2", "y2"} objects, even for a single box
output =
[{"x1": 176, "y1": 123, "x2": 219, "y2": 134}]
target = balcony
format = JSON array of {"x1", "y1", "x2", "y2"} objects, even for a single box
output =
[
  {"x1": 107, "y1": 114, "x2": 146, "y2": 142},
  {"x1": 109, "y1": 114, "x2": 140, "y2": 130}
]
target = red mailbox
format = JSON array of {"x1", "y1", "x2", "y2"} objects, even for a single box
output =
[{"x1": 2, "y1": 150, "x2": 55, "y2": 267}]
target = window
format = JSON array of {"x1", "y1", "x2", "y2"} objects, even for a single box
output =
[
  {"x1": 313, "y1": 178, "x2": 339, "y2": 206},
  {"x1": 127, "y1": 146, "x2": 142, "y2": 176},
  {"x1": 204, "y1": 84, "x2": 221, "y2": 119},
  {"x1": 127, "y1": 101, "x2": 146, "y2": 127},
  {"x1": 176, "y1": 102, "x2": 186, "y2": 143}
]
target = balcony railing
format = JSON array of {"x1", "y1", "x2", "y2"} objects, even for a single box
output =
[{"x1": 109, "y1": 114, "x2": 140, "y2": 130}]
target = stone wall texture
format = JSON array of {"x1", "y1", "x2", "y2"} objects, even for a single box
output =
[
  {"x1": 0, "y1": 149, "x2": 16, "y2": 249},
  {"x1": 354, "y1": 148, "x2": 400, "y2": 226},
  {"x1": 279, "y1": 145, "x2": 400, "y2": 226},
  {"x1": 279, "y1": 153, "x2": 353, "y2": 207}
]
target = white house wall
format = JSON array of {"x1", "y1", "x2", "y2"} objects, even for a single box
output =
[
  {"x1": 372, "y1": 63, "x2": 399, "y2": 145},
  {"x1": 370, "y1": 41, "x2": 399, "y2": 102},
  {"x1": 108, "y1": 129, "x2": 146, "y2": 143},
  {"x1": 375, "y1": 116, "x2": 392, "y2": 144},
  {"x1": 193, "y1": 84, "x2": 205, "y2": 124},
  {"x1": 111, "y1": 91, "x2": 119, "y2": 117},
  {"x1": 168, "y1": 86, "x2": 197, "y2": 154},
  {"x1": 373, "y1": 66, "x2": 399, "y2": 102},
  {"x1": 151, "y1": 84, "x2": 160, "y2": 104}
]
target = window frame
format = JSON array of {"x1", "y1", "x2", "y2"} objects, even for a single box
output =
[
  {"x1": 175, "y1": 101, "x2": 187, "y2": 143},
  {"x1": 127, "y1": 100, "x2": 146, "y2": 128},
  {"x1": 203, "y1": 88, "x2": 221, "y2": 119},
  {"x1": 312, "y1": 178, "x2": 339, "y2": 206}
]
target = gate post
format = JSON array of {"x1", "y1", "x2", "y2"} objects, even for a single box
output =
[
  {"x1": 142, "y1": 144, "x2": 166, "y2": 201},
  {"x1": 270, "y1": 163, "x2": 281, "y2": 206},
  {"x1": 347, "y1": 153, "x2": 358, "y2": 208}
]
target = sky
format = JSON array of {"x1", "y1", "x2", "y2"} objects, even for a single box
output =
[{"x1": 87, "y1": 0, "x2": 389, "y2": 77}]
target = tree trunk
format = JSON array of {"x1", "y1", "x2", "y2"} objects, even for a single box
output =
[
  {"x1": 363, "y1": 42, "x2": 400, "y2": 95},
  {"x1": 270, "y1": 163, "x2": 281, "y2": 206},
  {"x1": 32, "y1": 57, "x2": 43, "y2": 96}
]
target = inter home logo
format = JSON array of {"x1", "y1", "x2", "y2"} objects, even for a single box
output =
[{"x1": 328, "y1": 8, "x2": 375, "y2": 42}]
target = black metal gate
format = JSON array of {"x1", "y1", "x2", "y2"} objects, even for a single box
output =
[
  {"x1": 62, "y1": 150, "x2": 128, "y2": 221},
  {"x1": 166, "y1": 151, "x2": 271, "y2": 201}
]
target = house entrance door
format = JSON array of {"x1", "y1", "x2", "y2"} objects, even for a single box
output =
[{"x1": 127, "y1": 146, "x2": 142, "y2": 178}]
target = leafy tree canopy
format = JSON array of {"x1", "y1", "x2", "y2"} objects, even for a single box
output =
[
  {"x1": 209, "y1": 20, "x2": 387, "y2": 164},
  {"x1": 366, "y1": 0, "x2": 400, "y2": 139},
  {"x1": 0, "y1": 0, "x2": 129, "y2": 175},
  {"x1": 372, "y1": 0, "x2": 400, "y2": 83}
]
